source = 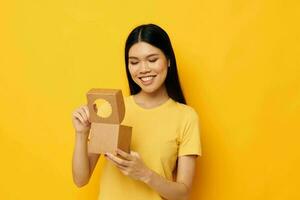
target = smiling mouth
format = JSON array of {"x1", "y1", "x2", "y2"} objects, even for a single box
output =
[
  {"x1": 139, "y1": 75, "x2": 156, "y2": 81},
  {"x1": 138, "y1": 75, "x2": 157, "y2": 85}
]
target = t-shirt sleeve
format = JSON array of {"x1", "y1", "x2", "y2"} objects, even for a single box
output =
[{"x1": 178, "y1": 108, "x2": 202, "y2": 156}]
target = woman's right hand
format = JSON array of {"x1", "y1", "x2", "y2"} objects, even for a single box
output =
[{"x1": 72, "y1": 104, "x2": 97, "y2": 135}]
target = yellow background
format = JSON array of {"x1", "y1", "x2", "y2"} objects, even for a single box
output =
[{"x1": 0, "y1": 0, "x2": 299, "y2": 199}]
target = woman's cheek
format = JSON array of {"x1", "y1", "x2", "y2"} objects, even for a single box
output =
[
  {"x1": 129, "y1": 68, "x2": 140, "y2": 85},
  {"x1": 129, "y1": 65, "x2": 138, "y2": 77},
  {"x1": 155, "y1": 60, "x2": 168, "y2": 72}
]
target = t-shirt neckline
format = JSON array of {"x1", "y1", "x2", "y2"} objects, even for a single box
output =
[{"x1": 130, "y1": 95, "x2": 174, "y2": 111}]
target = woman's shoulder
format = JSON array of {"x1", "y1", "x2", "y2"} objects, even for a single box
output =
[{"x1": 174, "y1": 101, "x2": 199, "y2": 120}]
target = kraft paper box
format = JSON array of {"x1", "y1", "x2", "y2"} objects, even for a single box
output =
[{"x1": 86, "y1": 88, "x2": 132, "y2": 155}]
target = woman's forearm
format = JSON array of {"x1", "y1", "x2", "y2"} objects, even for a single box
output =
[
  {"x1": 105, "y1": 150, "x2": 192, "y2": 200},
  {"x1": 72, "y1": 132, "x2": 90, "y2": 187},
  {"x1": 143, "y1": 170, "x2": 189, "y2": 200}
]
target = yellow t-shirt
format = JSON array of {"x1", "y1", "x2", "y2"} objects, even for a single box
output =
[{"x1": 98, "y1": 95, "x2": 202, "y2": 200}]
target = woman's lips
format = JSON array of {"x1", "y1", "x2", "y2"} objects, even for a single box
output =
[{"x1": 139, "y1": 75, "x2": 156, "y2": 86}]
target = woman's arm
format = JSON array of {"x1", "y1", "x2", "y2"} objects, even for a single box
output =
[
  {"x1": 72, "y1": 132, "x2": 100, "y2": 187},
  {"x1": 144, "y1": 155, "x2": 197, "y2": 200},
  {"x1": 105, "y1": 149, "x2": 197, "y2": 200},
  {"x1": 71, "y1": 104, "x2": 100, "y2": 187}
]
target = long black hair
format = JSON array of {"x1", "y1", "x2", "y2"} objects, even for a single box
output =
[{"x1": 125, "y1": 24, "x2": 186, "y2": 104}]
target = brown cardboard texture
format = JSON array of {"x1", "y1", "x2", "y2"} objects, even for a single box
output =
[
  {"x1": 87, "y1": 88, "x2": 125, "y2": 124},
  {"x1": 88, "y1": 123, "x2": 132, "y2": 154},
  {"x1": 86, "y1": 88, "x2": 132, "y2": 155}
]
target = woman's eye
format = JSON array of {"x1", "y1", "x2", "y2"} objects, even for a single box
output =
[
  {"x1": 130, "y1": 61, "x2": 139, "y2": 65},
  {"x1": 149, "y1": 58, "x2": 158, "y2": 63}
]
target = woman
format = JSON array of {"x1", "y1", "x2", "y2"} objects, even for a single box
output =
[{"x1": 72, "y1": 24, "x2": 201, "y2": 200}]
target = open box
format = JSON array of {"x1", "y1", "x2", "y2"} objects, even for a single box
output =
[{"x1": 86, "y1": 88, "x2": 132, "y2": 155}]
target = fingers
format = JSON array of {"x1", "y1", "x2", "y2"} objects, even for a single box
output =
[
  {"x1": 73, "y1": 112, "x2": 84, "y2": 123},
  {"x1": 82, "y1": 106, "x2": 90, "y2": 123},
  {"x1": 105, "y1": 153, "x2": 131, "y2": 167},
  {"x1": 130, "y1": 151, "x2": 140, "y2": 158},
  {"x1": 117, "y1": 149, "x2": 134, "y2": 161},
  {"x1": 79, "y1": 107, "x2": 88, "y2": 122},
  {"x1": 73, "y1": 104, "x2": 97, "y2": 123},
  {"x1": 107, "y1": 158, "x2": 127, "y2": 171},
  {"x1": 72, "y1": 105, "x2": 90, "y2": 125}
]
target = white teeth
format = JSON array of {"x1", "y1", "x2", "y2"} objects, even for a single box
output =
[{"x1": 141, "y1": 76, "x2": 154, "y2": 82}]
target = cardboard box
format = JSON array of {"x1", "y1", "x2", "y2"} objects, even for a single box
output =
[{"x1": 86, "y1": 89, "x2": 132, "y2": 155}]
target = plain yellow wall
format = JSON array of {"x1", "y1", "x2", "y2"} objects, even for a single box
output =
[{"x1": 1, "y1": 0, "x2": 299, "y2": 199}]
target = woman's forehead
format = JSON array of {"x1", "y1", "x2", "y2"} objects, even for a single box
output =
[{"x1": 128, "y1": 42, "x2": 163, "y2": 58}]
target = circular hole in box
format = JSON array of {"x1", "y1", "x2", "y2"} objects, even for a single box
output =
[{"x1": 93, "y1": 99, "x2": 112, "y2": 118}]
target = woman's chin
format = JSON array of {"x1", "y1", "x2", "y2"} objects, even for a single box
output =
[
  {"x1": 138, "y1": 85, "x2": 158, "y2": 94},
  {"x1": 135, "y1": 79, "x2": 165, "y2": 94},
  {"x1": 140, "y1": 87, "x2": 156, "y2": 94}
]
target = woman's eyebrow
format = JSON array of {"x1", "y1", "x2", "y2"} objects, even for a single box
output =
[
  {"x1": 128, "y1": 56, "x2": 138, "y2": 59},
  {"x1": 146, "y1": 53, "x2": 159, "y2": 58},
  {"x1": 129, "y1": 53, "x2": 159, "y2": 59}
]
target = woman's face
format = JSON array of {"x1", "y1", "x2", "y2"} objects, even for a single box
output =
[{"x1": 128, "y1": 42, "x2": 169, "y2": 94}]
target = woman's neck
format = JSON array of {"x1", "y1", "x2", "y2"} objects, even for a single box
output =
[{"x1": 133, "y1": 85, "x2": 169, "y2": 109}]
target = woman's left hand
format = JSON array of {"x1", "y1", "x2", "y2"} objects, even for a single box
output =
[{"x1": 105, "y1": 149, "x2": 152, "y2": 182}]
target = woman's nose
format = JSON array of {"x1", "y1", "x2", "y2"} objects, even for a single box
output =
[{"x1": 140, "y1": 61, "x2": 150, "y2": 72}]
